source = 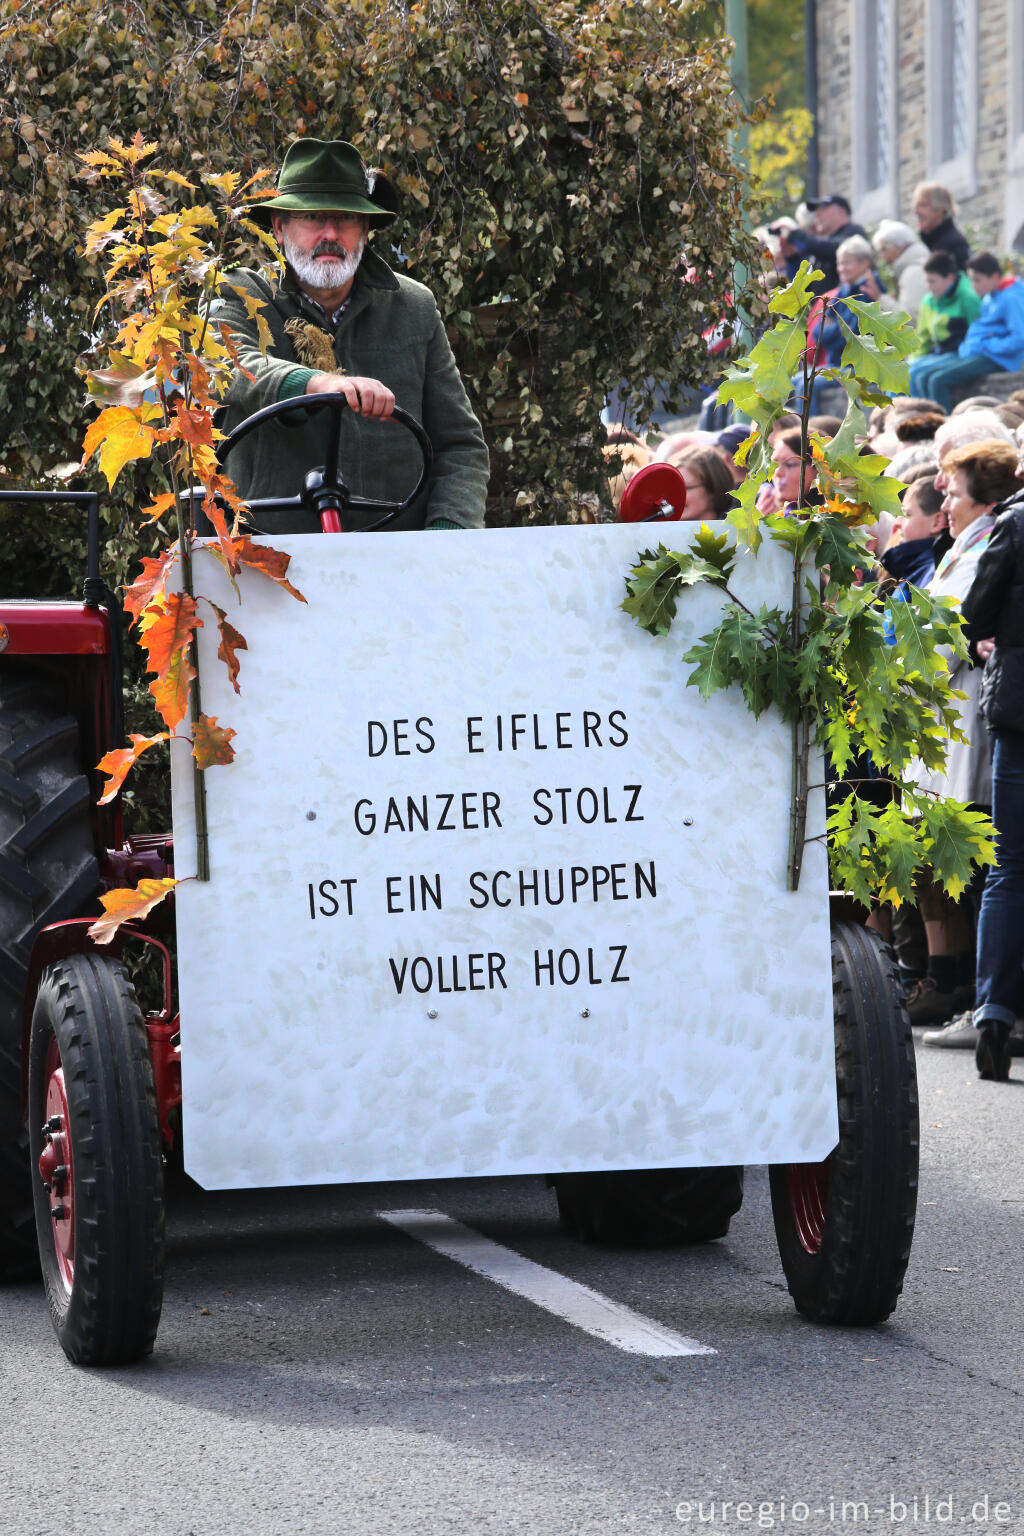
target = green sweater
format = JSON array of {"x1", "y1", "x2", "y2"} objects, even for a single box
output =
[
  {"x1": 215, "y1": 249, "x2": 489, "y2": 534},
  {"x1": 914, "y1": 273, "x2": 981, "y2": 356}
]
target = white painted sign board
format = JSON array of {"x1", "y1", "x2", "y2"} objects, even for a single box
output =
[{"x1": 171, "y1": 524, "x2": 837, "y2": 1190}]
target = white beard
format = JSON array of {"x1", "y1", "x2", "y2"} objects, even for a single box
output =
[{"x1": 282, "y1": 231, "x2": 366, "y2": 291}]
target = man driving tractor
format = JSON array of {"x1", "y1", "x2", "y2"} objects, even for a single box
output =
[{"x1": 217, "y1": 137, "x2": 489, "y2": 532}]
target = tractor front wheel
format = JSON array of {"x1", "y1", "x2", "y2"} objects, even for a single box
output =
[
  {"x1": 28, "y1": 953, "x2": 165, "y2": 1364},
  {"x1": 769, "y1": 922, "x2": 919, "y2": 1325}
]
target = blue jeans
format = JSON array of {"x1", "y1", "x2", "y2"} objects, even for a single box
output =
[
  {"x1": 907, "y1": 352, "x2": 1000, "y2": 412},
  {"x1": 974, "y1": 731, "x2": 1024, "y2": 1029}
]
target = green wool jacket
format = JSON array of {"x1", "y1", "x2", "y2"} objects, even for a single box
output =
[
  {"x1": 216, "y1": 248, "x2": 489, "y2": 534},
  {"x1": 914, "y1": 273, "x2": 981, "y2": 357}
]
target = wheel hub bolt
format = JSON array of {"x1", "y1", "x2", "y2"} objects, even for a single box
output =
[
  {"x1": 46, "y1": 1115, "x2": 61, "y2": 1132},
  {"x1": 51, "y1": 1204, "x2": 67, "y2": 1222}
]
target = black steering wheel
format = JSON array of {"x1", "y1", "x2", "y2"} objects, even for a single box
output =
[{"x1": 216, "y1": 392, "x2": 434, "y2": 533}]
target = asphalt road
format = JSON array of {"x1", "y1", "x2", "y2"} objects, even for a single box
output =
[{"x1": 2, "y1": 1038, "x2": 1022, "y2": 1536}]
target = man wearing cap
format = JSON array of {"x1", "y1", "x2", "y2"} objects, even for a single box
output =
[
  {"x1": 217, "y1": 138, "x2": 489, "y2": 532},
  {"x1": 775, "y1": 194, "x2": 869, "y2": 294}
]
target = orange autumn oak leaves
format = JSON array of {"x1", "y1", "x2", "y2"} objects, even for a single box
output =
[
  {"x1": 80, "y1": 134, "x2": 303, "y2": 943},
  {"x1": 88, "y1": 879, "x2": 180, "y2": 947}
]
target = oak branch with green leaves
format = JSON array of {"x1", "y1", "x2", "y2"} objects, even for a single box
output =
[{"x1": 623, "y1": 265, "x2": 997, "y2": 907}]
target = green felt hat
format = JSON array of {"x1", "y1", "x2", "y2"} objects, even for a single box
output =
[{"x1": 253, "y1": 138, "x2": 397, "y2": 227}]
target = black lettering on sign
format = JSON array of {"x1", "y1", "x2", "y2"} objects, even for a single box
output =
[
  {"x1": 415, "y1": 718, "x2": 436, "y2": 753},
  {"x1": 307, "y1": 878, "x2": 357, "y2": 918},
  {"x1": 482, "y1": 791, "x2": 502, "y2": 828},
  {"x1": 532, "y1": 788, "x2": 553, "y2": 826},
  {"x1": 465, "y1": 710, "x2": 628, "y2": 754},
  {"x1": 531, "y1": 785, "x2": 644, "y2": 826},
  {"x1": 533, "y1": 945, "x2": 630, "y2": 985},
  {"x1": 388, "y1": 953, "x2": 508, "y2": 995},
  {"x1": 607, "y1": 709, "x2": 629, "y2": 746},
  {"x1": 367, "y1": 721, "x2": 389, "y2": 757},
  {"x1": 367, "y1": 718, "x2": 436, "y2": 757},
  {"x1": 385, "y1": 873, "x2": 443, "y2": 914},
  {"x1": 354, "y1": 794, "x2": 503, "y2": 834}
]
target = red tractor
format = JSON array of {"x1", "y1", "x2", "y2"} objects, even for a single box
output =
[
  {"x1": 0, "y1": 488, "x2": 177, "y2": 1362},
  {"x1": 0, "y1": 412, "x2": 920, "y2": 1367}
]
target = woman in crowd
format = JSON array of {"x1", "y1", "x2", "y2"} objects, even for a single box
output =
[
  {"x1": 905, "y1": 440, "x2": 1022, "y2": 1027},
  {"x1": 665, "y1": 445, "x2": 736, "y2": 520},
  {"x1": 765, "y1": 427, "x2": 821, "y2": 512},
  {"x1": 937, "y1": 423, "x2": 1024, "y2": 1079}
]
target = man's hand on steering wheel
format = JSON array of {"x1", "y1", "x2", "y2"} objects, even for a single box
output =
[{"x1": 306, "y1": 372, "x2": 395, "y2": 419}]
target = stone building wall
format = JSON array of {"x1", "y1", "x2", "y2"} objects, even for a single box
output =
[
  {"x1": 971, "y1": 0, "x2": 1010, "y2": 246},
  {"x1": 893, "y1": 1, "x2": 927, "y2": 220},
  {"x1": 814, "y1": 0, "x2": 852, "y2": 194},
  {"x1": 814, "y1": 0, "x2": 1018, "y2": 251}
]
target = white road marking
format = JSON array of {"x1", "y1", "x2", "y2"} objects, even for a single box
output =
[{"x1": 378, "y1": 1208, "x2": 715, "y2": 1358}]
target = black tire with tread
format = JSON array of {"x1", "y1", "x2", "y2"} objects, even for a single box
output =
[
  {"x1": 29, "y1": 953, "x2": 165, "y2": 1364},
  {"x1": 0, "y1": 661, "x2": 99, "y2": 1276},
  {"x1": 770, "y1": 922, "x2": 919, "y2": 1326},
  {"x1": 551, "y1": 1165, "x2": 744, "y2": 1245}
]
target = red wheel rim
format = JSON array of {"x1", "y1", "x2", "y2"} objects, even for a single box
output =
[
  {"x1": 37, "y1": 1036, "x2": 75, "y2": 1293},
  {"x1": 786, "y1": 1160, "x2": 829, "y2": 1254}
]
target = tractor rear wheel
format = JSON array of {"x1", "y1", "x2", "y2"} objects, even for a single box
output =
[
  {"x1": 551, "y1": 1165, "x2": 744, "y2": 1245},
  {"x1": 770, "y1": 922, "x2": 919, "y2": 1325},
  {"x1": 29, "y1": 953, "x2": 165, "y2": 1364},
  {"x1": 0, "y1": 662, "x2": 99, "y2": 1276}
]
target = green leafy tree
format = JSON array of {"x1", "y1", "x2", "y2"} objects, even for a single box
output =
[
  {"x1": 1, "y1": 0, "x2": 760, "y2": 566},
  {"x1": 0, "y1": 0, "x2": 762, "y2": 839},
  {"x1": 742, "y1": 1, "x2": 810, "y2": 219},
  {"x1": 749, "y1": 107, "x2": 812, "y2": 219},
  {"x1": 622, "y1": 264, "x2": 998, "y2": 907}
]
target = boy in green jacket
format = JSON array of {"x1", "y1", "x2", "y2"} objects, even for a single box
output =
[{"x1": 910, "y1": 251, "x2": 981, "y2": 362}]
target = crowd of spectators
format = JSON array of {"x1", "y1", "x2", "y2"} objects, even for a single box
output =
[
  {"x1": 756, "y1": 181, "x2": 1024, "y2": 415},
  {"x1": 602, "y1": 372, "x2": 1024, "y2": 1083},
  {"x1": 600, "y1": 182, "x2": 1024, "y2": 1080}
]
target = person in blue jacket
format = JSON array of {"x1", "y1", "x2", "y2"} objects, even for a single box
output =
[{"x1": 910, "y1": 253, "x2": 1024, "y2": 411}]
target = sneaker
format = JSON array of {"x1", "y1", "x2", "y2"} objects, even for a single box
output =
[
  {"x1": 905, "y1": 977, "x2": 974, "y2": 1027},
  {"x1": 922, "y1": 1011, "x2": 978, "y2": 1048}
]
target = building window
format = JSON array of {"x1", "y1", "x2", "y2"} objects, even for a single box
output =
[
  {"x1": 926, "y1": 0, "x2": 978, "y2": 200},
  {"x1": 850, "y1": 0, "x2": 897, "y2": 221},
  {"x1": 1008, "y1": 0, "x2": 1024, "y2": 250}
]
